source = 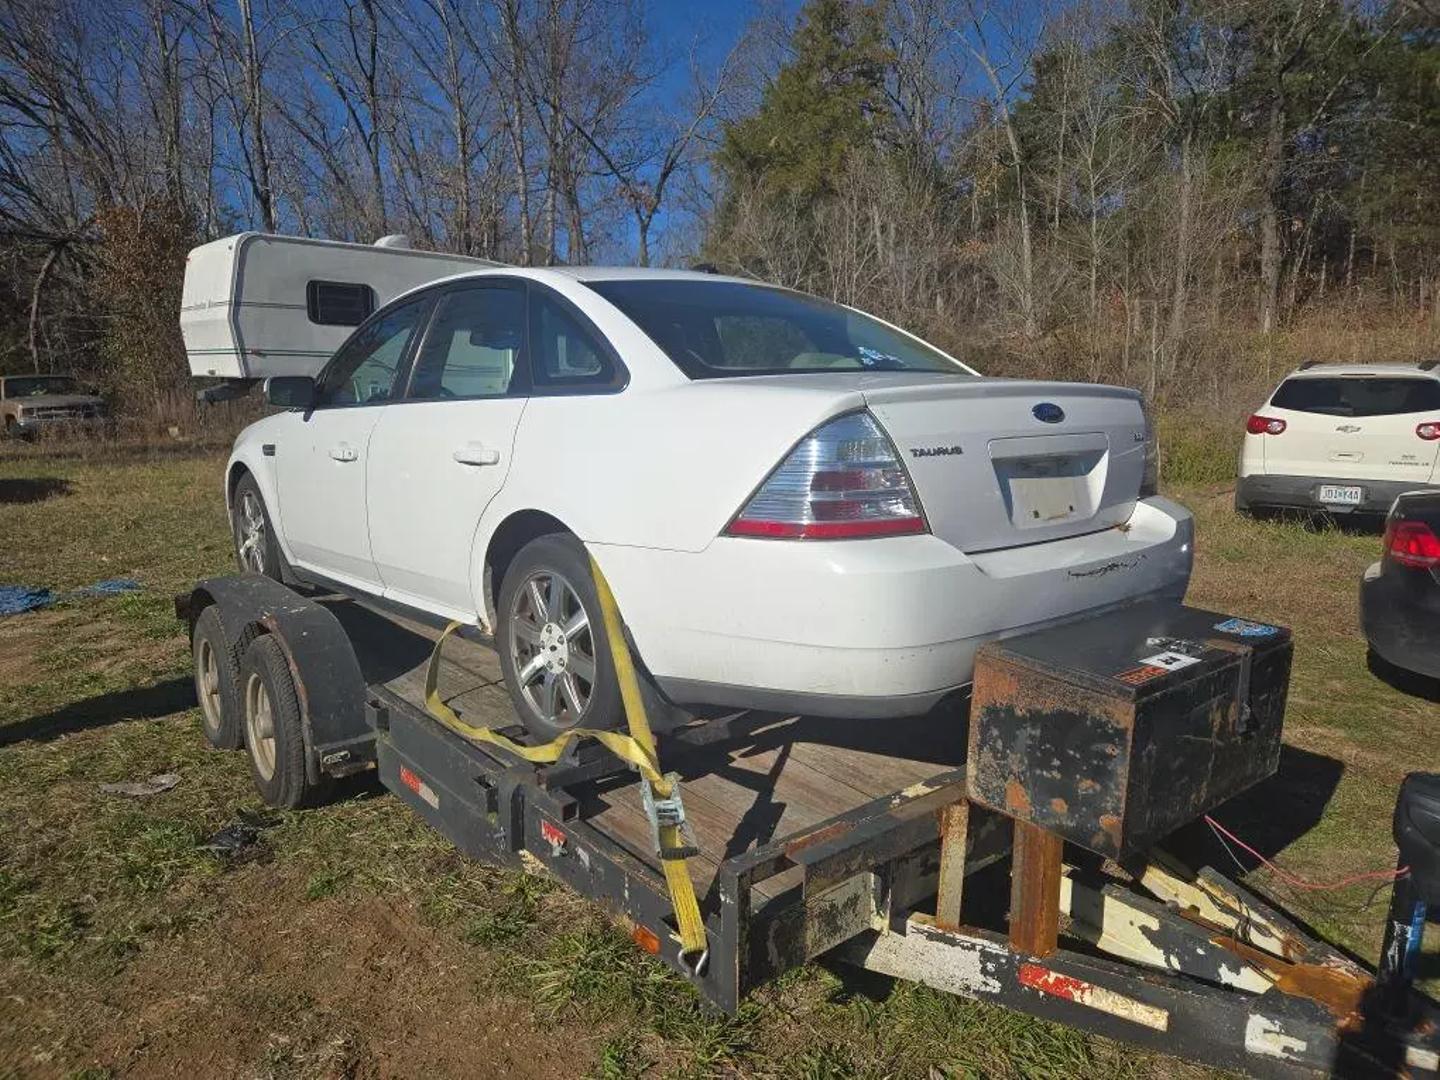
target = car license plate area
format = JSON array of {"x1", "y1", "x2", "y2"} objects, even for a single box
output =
[
  {"x1": 1317, "y1": 483, "x2": 1363, "y2": 507},
  {"x1": 998, "y1": 454, "x2": 1097, "y2": 529}
]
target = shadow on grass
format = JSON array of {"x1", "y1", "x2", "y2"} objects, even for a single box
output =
[
  {"x1": 0, "y1": 476, "x2": 72, "y2": 504},
  {"x1": 1166, "y1": 742, "x2": 1346, "y2": 865},
  {"x1": 1367, "y1": 649, "x2": 1440, "y2": 704},
  {"x1": 0, "y1": 676, "x2": 196, "y2": 746},
  {"x1": 1249, "y1": 505, "x2": 1388, "y2": 536}
]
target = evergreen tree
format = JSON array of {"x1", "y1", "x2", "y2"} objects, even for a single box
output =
[{"x1": 715, "y1": 0, "x2": 893, "y2": 208}]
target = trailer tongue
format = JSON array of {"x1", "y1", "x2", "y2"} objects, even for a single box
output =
[{"x1": 177, "y1": 575, "x2": 1440, "y2": 1078}]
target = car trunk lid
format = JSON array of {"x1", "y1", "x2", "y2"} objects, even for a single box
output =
[{"x1": 862, "y1": 379, "x2": 1148, "y2": 553}]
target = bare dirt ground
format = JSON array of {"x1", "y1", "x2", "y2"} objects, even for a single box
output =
[{"x1": 1, "y1": 449, "x2": 1434, "y2": 1079}]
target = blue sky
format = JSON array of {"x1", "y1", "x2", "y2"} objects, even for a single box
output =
[{"x1": 647, "y1": 0, "x2": 777, "y2": 81}]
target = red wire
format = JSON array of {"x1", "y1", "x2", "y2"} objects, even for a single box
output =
[{"x1": 1203, "y1": 815, "x2": 1409, "y2": 892}]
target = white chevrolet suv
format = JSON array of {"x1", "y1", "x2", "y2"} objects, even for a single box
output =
[
  {"x1": 226, "y1": 268, "x2": 1193, "y2": 737},
  {"x1": 1237, "y1": 362, "x2": 1440, "y2": 517}
]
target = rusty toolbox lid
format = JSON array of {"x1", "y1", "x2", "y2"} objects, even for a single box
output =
[{"x1": 974, "y1": 601, "x2": 1292, "y2": 702}]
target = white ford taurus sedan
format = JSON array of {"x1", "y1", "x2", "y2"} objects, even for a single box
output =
[{"x1": 225, "y1": 267, "x2": 1193, "y2": 737}]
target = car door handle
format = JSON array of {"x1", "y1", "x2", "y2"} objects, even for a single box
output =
[
  {"x1": 329, "y1": 444, "x2": 358, "y2": 462},
  {"x1": 453, "y1": 443, "x2": 501, "y2": 467}
]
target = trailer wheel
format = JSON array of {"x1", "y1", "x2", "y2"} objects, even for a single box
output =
[
  {"x1": 192, "y1": 606, "x2": 245, "y2": 750},
  {"x1": 240, "y1": 634, "x2": 313, "y2": 808}
]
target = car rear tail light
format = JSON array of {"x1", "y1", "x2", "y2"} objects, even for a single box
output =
[
  {"x1": 725, "y1": 411, "x2": 926, "y2": 539},
  {"x1": 1246, "y1": 414, "x2": 1286, "y2": 436},
  {"x1": 1417, "y1": 421, "x2": 1440, "y2": 441},
  {"x1": 1384, "y1": 519, "x2": 1440, "y2": 569}
]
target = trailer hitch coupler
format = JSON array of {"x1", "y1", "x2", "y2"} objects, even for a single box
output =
[{"x1": 1378, "y1": 772, "x2": 1440, "y2": 1015}]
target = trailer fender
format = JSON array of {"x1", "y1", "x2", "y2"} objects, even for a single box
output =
[{"x1": 175, "y1": 575, "x2": 373, "y2": 781}]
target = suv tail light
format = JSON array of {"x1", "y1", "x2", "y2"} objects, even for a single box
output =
[
  {"x1": 725, "y1": 411, "x2": 926, "y2": 539},
  {"x1": 1246, "y1": 414, "x2": 1287, "y2": 435},
  {"x1": 1384, "y1": 519, "x2": 1440, "y2": 569},
  {"x1": 1417, "y1": 421, "x2": 1440, "y2": 441}
]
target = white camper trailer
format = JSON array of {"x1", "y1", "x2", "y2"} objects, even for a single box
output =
[{"x1": 180, "y1": 233, "x2": 501, "y2": 383}]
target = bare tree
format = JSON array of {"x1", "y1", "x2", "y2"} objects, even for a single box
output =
[{"x1": 956, "y1": 0, "x2": 1045, "y2": 338}]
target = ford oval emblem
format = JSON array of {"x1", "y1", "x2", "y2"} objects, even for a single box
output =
[{"x1": 1032, "y1": 402, "x2": 1065, "y2": 424}]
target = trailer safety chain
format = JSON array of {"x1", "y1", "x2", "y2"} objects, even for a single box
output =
[{"x1": 421, "y1": 557, "x2": 709, "y2": 975}]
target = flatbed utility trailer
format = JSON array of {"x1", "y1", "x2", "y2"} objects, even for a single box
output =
[{"x1": 177, "y1": 573, "x2": 1440, "y2": 1078}]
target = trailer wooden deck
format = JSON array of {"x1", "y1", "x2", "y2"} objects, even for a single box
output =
[{"x1": 331, "y1": 597, "x2": 969, "y2": 907}]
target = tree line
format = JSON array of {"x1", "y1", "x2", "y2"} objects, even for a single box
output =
[{"x1": 0, "y1": 0, "x2": 1436, "y2": 417}]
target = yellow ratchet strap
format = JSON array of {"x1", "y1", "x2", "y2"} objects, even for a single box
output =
[{"x1": 422, "y1": 556, "x2": 708, "y2": 969}]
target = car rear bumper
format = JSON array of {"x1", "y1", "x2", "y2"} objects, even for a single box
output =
[
  {"x1": 1361, "y1": 560, "x2": 1440, "y2": 680},
  {"x1": 1237, "y1": 473, "x2": 1440, "y2": 515},
  {"x1": 592, "y1": 497, "x2": 1194, "y2": 718}
]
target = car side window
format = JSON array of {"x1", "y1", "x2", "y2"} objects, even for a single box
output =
[
  {"x1": 406, "y1": 286, "x2": 526, "y2": 400},
  {"x1": 529, "y1": 290, "x2": 621, "y2": 391},
  {"x1": 317, "y1": 297, "x2": 430, "y2": 407}
]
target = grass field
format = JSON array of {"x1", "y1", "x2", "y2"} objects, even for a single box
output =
[{"x1": 1, "y1": 449, "x2": 1436, "y2": 1079}]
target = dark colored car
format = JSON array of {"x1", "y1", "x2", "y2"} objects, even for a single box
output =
[{"x1": 1361, "y1": 491, "x2": 1440, "y2": 681}]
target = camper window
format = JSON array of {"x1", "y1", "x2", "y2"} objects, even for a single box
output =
[
  {"x1": 406, "y1": 285, "x2": 525, "y2": 400},
  {"x1": 307, "y1": 280, "x2": 376, "y2": 327}
]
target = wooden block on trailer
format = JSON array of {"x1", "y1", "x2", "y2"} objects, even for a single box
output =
[{"x1": 1009, "y1": 819, "x2": 1063, "y2": 957}]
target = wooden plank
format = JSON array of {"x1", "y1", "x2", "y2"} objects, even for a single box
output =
[
  {"x1": 788, "y1": 740, "x2": 956, "y2": 800},
  {"x1": 1009, "y1": 819, "x2": 1063, "y2": 957}
]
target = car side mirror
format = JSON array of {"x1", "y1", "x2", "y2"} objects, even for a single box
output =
[{"x1": 266, "y1": 376, "x2": 316, "y2": 410}]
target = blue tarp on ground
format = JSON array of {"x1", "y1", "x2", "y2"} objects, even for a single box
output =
[
  {"x1": 0, "y1": 585, "x2": 54, "y2": 615},
  {"x1": 0, "y1": 578, "x2": 141, "y2": 616}
]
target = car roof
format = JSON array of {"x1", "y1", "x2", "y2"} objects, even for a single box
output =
[
  {"x1": 1283, "y1": 362, "x2": 1440, "y2": 380},
  {"x1": 390, "y1": 264, "x2": 773, "y2": 306},
  {"x1": 547, "y1": 265, "x2": 755, "y2": 286}
]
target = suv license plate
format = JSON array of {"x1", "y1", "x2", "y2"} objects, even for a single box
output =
[{"x1": 1318, "y1": 484, "x2": 1363, "y2": 506}]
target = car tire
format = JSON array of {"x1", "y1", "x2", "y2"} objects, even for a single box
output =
[
  {"x1": 231, "y1": 473, "x2": 286, "y2": 582},
  {"x1": 191, "y1": 606, "x2": 249, "y2": 750},
  {"x1": 496, "y1": 533, "x2": 624, "y2": 743},
  {"x1": 239, "y1": 634, "x2": 316, "y2": 808}
]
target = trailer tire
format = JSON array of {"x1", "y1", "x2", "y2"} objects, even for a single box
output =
[
  {"x1": 192, "y1": 606, "x2": 246, "y2": 750},
  {"x1": 497, "y1": 533, "x2": 623, "y2": 742},
  {"x1": 239, "y1": 634, "x2": 314, "y2": 808}
]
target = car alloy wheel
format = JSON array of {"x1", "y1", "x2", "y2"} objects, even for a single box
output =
[
  {"x1": 506, "y1": 568, "x2": 597, "y2": 729},
  {"x1": 236, "y1": 489, "x2": 268, "y2": 574},
  {"x1": 244, "y1": 670, "x2": 278, "y2": 781}
]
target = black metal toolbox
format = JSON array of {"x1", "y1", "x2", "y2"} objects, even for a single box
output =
[{"x1": 967, "y1": 602, "x2": 1292, "y2": 858}]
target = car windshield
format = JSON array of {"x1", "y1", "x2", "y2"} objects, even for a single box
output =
[
  {"x1": 587, "y1": 278, "x2": 970, "y2": 379},
  {"x1": 5, "y1": 375, "x2": 78, "y2": 397},
  {"x1": 1271, "y1": 376, "x2": 1440, "y2": 417}
]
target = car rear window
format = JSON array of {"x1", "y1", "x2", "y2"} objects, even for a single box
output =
[
  {"x1": 586, "y1": 278, "x2": 969, "y2": 379},
  {"x1": 1270, "y1": 376, "x2": 1440, "y2": 417}
]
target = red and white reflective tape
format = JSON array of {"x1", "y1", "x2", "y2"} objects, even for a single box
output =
[
  {"x1": 398, "y1": 765, "x2": 440, "y2": 809},
  {"x1": 1018, "y1": 962, "x2": 1170, "y2": 1032},
  {"x1": 540, "y1": 819, "x2": 567, "y2": 854}
]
